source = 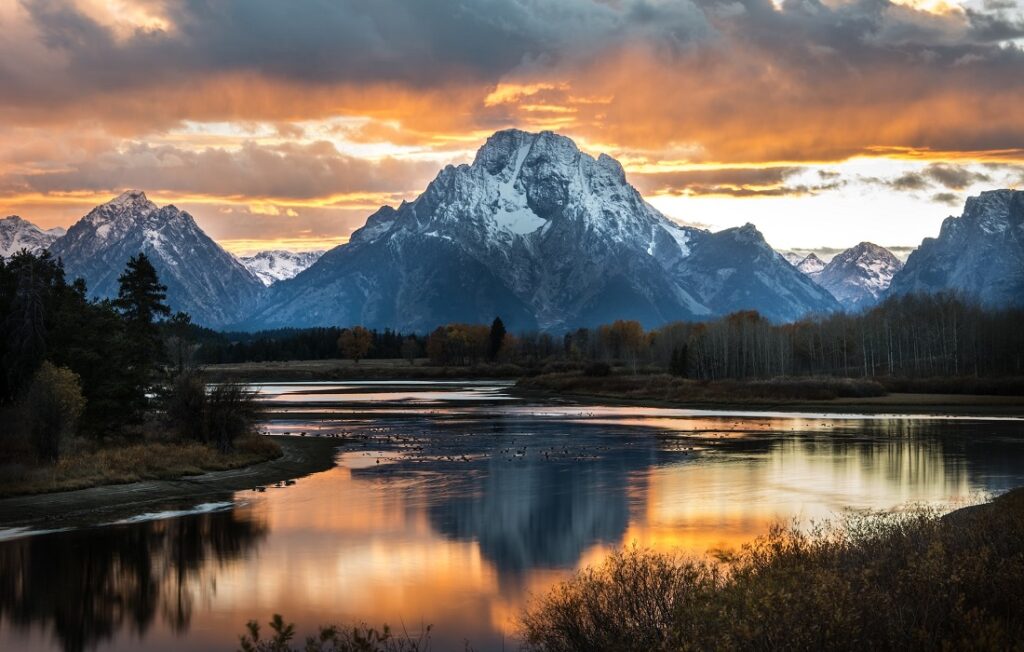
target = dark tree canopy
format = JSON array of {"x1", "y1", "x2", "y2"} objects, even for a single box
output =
[{"x1": 489, "y1": 317, "x2": 507, "y2": 361}]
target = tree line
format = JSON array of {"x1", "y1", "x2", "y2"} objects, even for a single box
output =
[
  {"x1": 199, "y1": 293, "x2": 1023, "y2": 381},
  {"x1": 398, "y1": 296, "x2": 1024, "y2": 379},
  {"x1": 0, "y1": 250, "x2": 259, "y2": 466}
]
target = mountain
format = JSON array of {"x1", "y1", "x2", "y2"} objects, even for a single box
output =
[
  {"x1": 795, "y1": 253, "x2": 826, "y2": 277},
  {"x1": 782, "y1": 252, "x2": 805, "y2": 267},
  {"x1": 814, "y1": 242, "x2": 903, "y2": 310},
  {"x1": 239, "y1": 249, "x2": 325, "y2": 286},
  {"x1": 246, "y1": 130, "x2": 838, "y2": 331},
  {"x1": 49, "y1": 191, "x2": 264, "y2": 327},
  {"x1": 0, "y1": 216, "x2": 65, "y2": 257},
  {"x1": 672, "y1": 224, "x2": 839, "y2": 321},
  {"x1": 886, "y1": 190, "x2": 1024, "y2": 308}
]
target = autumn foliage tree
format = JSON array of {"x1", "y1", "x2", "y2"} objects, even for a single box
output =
[{"x1": 338, "y1": 326, "x2": 374, "y2": 363}]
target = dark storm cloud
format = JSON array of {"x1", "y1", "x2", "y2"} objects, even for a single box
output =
[{"x1": 7, "y1": 0, "x2": 712, "y2": 100}]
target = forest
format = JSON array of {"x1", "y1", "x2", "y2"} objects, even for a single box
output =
[
  {"x1": 0, "y1": 251, "x2": 271, "y2": 491},
  {"x1": 202, "y1": 294, "x2": 1024, "y2": 381}
]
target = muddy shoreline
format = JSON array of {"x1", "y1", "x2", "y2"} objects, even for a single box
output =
[{"x1": 0, "y1": 435, "x2": 342, "y2": 530}]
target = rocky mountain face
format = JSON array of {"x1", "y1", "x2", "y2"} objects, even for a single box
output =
[
  {"x1": 247, "y1": 129, "x2": 838, "y2": 331},
  {"x1": 886, "y1": 190, "x2": 1024, "y2": 308},
  {"x1": 0, "y1": 216, "x2": 65, "y2": 257},
  {"x1": 814, "y1": 242, "x2": 903, "y2": 311},
  {"x1": 49, "y1": 191, "x2": 264, "y2": 328},
  {"x1": 239, "y1": 249, "x2": 325, "y2": 286}
]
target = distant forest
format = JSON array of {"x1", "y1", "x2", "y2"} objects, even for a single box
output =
[{"x1": 196, "y1": 293, "x2": 1023, "y2": 380}]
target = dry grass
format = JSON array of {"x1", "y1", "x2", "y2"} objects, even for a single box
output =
[
  {"x1": 521, "y1": 489, "x2": 1024, "y2": 651},
  {"x1": 0, "y1": 434, "x2": 281, "y2": 498}
]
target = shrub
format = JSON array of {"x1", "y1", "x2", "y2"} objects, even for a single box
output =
[
  {"x1": 165, "y1": 371, "x2": 262, "y2": 453},
  {"x1": 22, "y1": 362, "x2": 85, "y2": 463},
  {"x1": 239, "y1": 614, "x2": 432, "y2": 652},
  {"x1": 521, "y1": 493, "x2": 1024, "y2": 652},
  {"x1": 206, "y1": 382, "x2": 262, "y2": 453}
]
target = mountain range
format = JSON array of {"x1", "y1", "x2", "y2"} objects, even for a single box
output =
[
  {"x1": 247, "y1": 130, "x2": 837, "y2": 331},
  {"x1": 785, "y1": 244, "x2": 904, "y2": 310},
  {"x1": 8, "y1": 130, "x2": 1023, "y2": 330}
]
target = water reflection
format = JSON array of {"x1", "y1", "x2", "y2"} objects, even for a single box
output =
[
  {"x1": 0, "y1": 509, "x2": 265, "y2": 652},
  {"x1": 0, "y1": 382, "x2": 1022, "y2": 651}
]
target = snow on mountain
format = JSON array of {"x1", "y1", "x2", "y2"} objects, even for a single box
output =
[
  {"x1": 886, "y1": 189, "x2": 1024, "y2": 308},
  {"x1": 782, "y1": 252, "x2": 805, "y2": 267},
  {"x1": 795, "y1": 253, "x2": 826, "y2": 277},
  {"x1": 246, "y1": 129, "x2": 838, "y2": 331},
  {"x1": 239, "y1": 250, "x2": 325, "y2": 286},
  {"x1": 49, "y1": 190, "x2": 265, "y2": 327},
  {"x1": 0, "y1": 216, "x2": 65, "y2": 257},
  {"x1": 814, "y1": 242, "x2": 903, "y2": 310}
]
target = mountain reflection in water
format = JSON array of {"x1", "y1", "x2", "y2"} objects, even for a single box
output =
[{"x1": 0, "y1": 381, "x2": 1022, "y2": 651}]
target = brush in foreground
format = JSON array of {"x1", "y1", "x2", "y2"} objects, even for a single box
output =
[{"x1": 521, "y1": 490, "x2": 1024, "y2": 651}]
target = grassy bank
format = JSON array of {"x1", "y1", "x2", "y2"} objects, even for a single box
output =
[
  {"x1": 516, "y1": 372, "x2": 1024, "y2": 413},
  {"x1": 518, "y1": 372, "x2": 888, "y2": 401},
  {"x1": 521, "y1": 488, "x2": 1024, "y2": 651},
  {"x1": 0, "y1": 434, "x2": 281, "y2": 498}
]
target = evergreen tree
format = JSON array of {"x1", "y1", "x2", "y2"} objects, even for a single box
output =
[
  {"x1": 488, "y1": 317, "x2": 507, "y2": 361},
  {"x1": 113, "y1": 254, "x2": 171, "y2": 419}
]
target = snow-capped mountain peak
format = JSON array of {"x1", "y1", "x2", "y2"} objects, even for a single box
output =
[
  {"x1": 814, "y1": 242, "x2": 903, "y2": 310},
  {"x1": 248, "y1": 129, "x2": 838, "y2": 331},
  {"x1": 239, "y1": 249, "x2": 325, "y2": 286},
  {"x1": 49, "y1": 192, "x2": 264, "y2": 327},
  {"x1": 796, "y1": 253, "x2": 826, "y2": 276},
  {"x1": 0, "y1": 215, "x2": 65, "y2": 258}
]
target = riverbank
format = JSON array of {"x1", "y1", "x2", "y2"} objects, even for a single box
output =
[
  {"x1": 0, "y1": 435, "x2": 341, "y2": 529},
  {"x1": 516, "y1": 372, "x2": 1024, "y2": 416},
  {"x1": 520, "y1": 486, "x2": 1024, "y2": 651},
  {"x1": 0, "y1": 434, "x2": 283, "y2": 498},
  {"x1": 202, "y1": 358, "x2": 526, "y2": 381}
]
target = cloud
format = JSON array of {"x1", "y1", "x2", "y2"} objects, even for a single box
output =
[
  {"x1": 633, "y1": 165, "x2": 845, "y2": 197},
  {"x1": 868, "y1": 163, "x2": 994, "y2": 193},
  {"x1": 931, "y1": 191, "x2": 961, "y2": 205},
  {"x1": 3, "y1": 140, "x2": 441, "y2": 200},
  {"x1": 1, "y1": 0, "x2": 1021, "y2": 165}
]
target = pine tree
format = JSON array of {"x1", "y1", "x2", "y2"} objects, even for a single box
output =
[
  {"x1": 488, "y1": 317, "x2": 507, "y2": 361},
  {"x1": 113, "y1": 253, "x2": 171, "y2": 419}
]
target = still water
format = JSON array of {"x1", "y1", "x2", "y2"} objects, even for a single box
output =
[{"x1": 2, "y1": 381, "x2": 1023, "y2": 651}]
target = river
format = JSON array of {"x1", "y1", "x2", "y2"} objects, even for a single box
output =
[{"x1": 1, "y1": 380, "x2": 1022, "y2": 651}]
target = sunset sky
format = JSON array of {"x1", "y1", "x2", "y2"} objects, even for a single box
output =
[{"x1": 1, "y1": 0, "x2": 1023, "y2": 255}]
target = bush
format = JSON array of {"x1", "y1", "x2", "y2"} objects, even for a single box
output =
[
  {"x1": 22, "y1": 362, "x2": 85, "y2": 463},
  {"x1": 165, "y1": 371, "x2": 262, "y2": 453},
  {"x1": 521, "y1": 492, "x2": 1024, "y2": 651},
  {"x1": 239, "y1": 614, "x2": 432, "y2": 652}
]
